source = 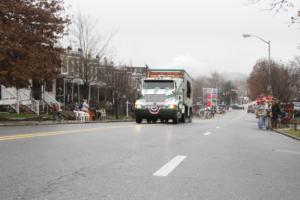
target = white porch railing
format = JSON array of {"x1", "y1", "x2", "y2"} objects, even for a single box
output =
[
  {"x1": 18, "y1": 89, "x2": 39, "y2": 115},
  {"x1": 43, "y1": 91, "x2": 61, "y2": 109},
  {"x1": 0, "y1": 85, "x2": 18, "y2": 112},
  {"x1": 0, "y1": 85, "x2": 39, "y2": 115}
]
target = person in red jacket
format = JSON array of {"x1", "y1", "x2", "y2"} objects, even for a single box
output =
[{"x1": 52, "y1": 102, "x2": 61, "y2": 121}]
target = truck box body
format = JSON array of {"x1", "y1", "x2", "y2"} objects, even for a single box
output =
[{"x1": 135, "y1": 69, "x2": 193, "y2": 124}]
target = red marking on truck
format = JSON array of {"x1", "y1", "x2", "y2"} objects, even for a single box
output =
[{"x1": 148, "y1": 71, "x2": 184, "y2": 79}]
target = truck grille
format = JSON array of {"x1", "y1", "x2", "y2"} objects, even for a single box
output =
[{"x1": 145, "y1": 94, "x2": 165, "y2": 103}]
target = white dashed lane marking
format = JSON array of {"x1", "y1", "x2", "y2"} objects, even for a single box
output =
[
  {"x1": 204, "y1": 132, "x2": 211, "y2": 136},
  {"x1": 153, "y1": 155, "x2": 187, "y2": 177}
]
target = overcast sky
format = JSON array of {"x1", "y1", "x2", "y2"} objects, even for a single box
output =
[{"x1": 64, "y1": 0, "x2": 299, "y2": 77}]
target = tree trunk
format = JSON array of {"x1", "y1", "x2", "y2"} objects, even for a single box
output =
[
  {"x1": 82, "y1": 83, "x2": 89, "y2": 100},
  {"x1": 114, "y1": 103, "x2": 119, "y2": 120}
]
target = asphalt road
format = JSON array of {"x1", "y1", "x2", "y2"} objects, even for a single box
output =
[{"x1": 0, "y1": 110, "x2": 299, "y2": 200}]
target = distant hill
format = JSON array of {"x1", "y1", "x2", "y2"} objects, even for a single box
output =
[{"x1": 223, "y1": 72, "x2": 248, "y2": 81}]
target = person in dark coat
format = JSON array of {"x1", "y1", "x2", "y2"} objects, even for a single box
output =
[{"x1": 271, "y1": 101, "x2": 281, "y2": 129}]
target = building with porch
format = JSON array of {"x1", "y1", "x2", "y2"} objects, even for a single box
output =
[{"x1": 0, "y1": 48, "x2": 147, "y2": 115}]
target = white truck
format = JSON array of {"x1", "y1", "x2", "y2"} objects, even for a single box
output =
[{"x1": 134, "y1": 69, "x2": 193, "y2": 124}]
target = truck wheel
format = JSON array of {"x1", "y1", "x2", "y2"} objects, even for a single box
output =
[
  {"x1": 172, "y1": 117, "x2": 178, "y2": 124},
  {"x1": 162, "y1": 119, "x2": 168, "y2": 123},
  {"x1": 136, "y1": 118, "x2": 142, "y2": 124},
  {"x1": 180, "y1": 114, "x2": 186, "y2": 123}
]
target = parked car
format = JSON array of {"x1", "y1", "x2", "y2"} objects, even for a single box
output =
[
  {"x1": 293, "y1": 102, "x2": 300, "y2": 117},
  {"x1": 247, "y1": 105, "x2": 255, "y2": 113},
  {"x1": 231, "y1": 104, "x2": 244, "y2": 110}
]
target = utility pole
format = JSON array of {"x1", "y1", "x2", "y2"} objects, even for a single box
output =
[{"x1": 126, "y1": 100, "x2": 129, "y2": 117}]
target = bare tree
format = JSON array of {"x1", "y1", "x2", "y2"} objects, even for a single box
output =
[
  {"x1": 288, "y1": 56, "x2": 300, "y2": 100},
  {"x1": 70, "y1": 12, "x2": 113, "y2": 100},
  {"x1": 101, "y1": 59, "x2": 132, "y2": 119},
  {"x1": 250, "y1": 0, "x2": 294, "y2": 10},
  {"x1": 193, "y1": 73, "x2": 230, "y2": 105},
  {"x1": 208, "y1": 72, "x2": 225, "y2": 89},
  {"x1": 193, "y1": 76, "x2": 207, "y2": 104},
  {"x1": 250, "y1": 0, "x2": 299, "y2": 24},
  {"x1": 247, "y1": 58, "x2": 299, "y2": 102}
]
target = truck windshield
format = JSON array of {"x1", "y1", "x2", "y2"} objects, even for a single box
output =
[{"x1": 143, "y1": 80, "x2": 174, "y2": 89}]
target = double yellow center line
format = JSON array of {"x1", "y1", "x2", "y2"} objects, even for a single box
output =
[{"x1": 0, "y1": 125, "x2": 135, "y2": 141}]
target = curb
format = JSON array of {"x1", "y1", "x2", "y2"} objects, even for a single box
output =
[
  {"x1": 273, "y1": 129, "x2": 300, "y2": 141},
  {"x1": 0, "y1": 120, "x2": 135, "y2": 127}
]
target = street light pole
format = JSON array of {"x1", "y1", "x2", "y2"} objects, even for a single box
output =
[
  {"x1": 126, "y1": 100, "x2": 129, "y2": 117},
  {"x1": 243, "y1": 34, "x2": 272, "y2": 96},
  {"x1": 267, "y1": 40, "x2": 271, "y2": 96}
]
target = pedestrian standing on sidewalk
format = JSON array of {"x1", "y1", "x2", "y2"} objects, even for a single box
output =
[
  {"x1": 52, "y1": 102, "x2": 61, "y2": 121},
  {"x1": 204, "y1": 107, "x2": 209, "y2": 119},
  {"x1": 211, "y1": 106, "x2": 216, "y2": 118},
  {"x1": 258, "y1": 104, "x2": 266, "y2": 129},
  {"x1": 271, "y1": 100, "x2": 281, "y2": 129},
  {"x1": 265, "y1": 104, "x2": 272, "y2": 130}
]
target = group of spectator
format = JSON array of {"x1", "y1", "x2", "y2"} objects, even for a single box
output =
[
  {"x1": 256, "y1": 100, "x2": 295, "y2": 130},
  {"x1": 198, "y1": 105, "x2": 227, "y2": 119},
  {"x1": 52, "y1": 99, "x2": 107, "y2": 121},
  {"x1": 75, "y1": 99, "x2": 107, "y2": 121}
]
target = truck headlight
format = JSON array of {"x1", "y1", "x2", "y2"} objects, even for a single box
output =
[
  {"x1": 169, "y1": 104, "x2": 177, "y2": 109},
  {"x1": 135, "y1": 103, "x2": 142, "y2": 109}
]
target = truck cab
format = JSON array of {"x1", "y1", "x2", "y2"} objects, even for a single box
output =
[{"x1": 134, "y1": 69, "x2": 193, "y2": 124}]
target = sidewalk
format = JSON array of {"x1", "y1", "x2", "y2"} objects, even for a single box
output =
[
  {"x1": 0, "y1": 119, "x2": 135, "y2": 127},
  {"x1": 273, "y1": 128, "x2": 300, "y2": 141}
]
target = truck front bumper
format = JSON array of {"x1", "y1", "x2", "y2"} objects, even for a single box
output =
[{"x1": 135, "y1": 108, "x2": 178, "y2": 119}]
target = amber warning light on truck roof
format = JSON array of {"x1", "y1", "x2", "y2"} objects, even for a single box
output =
[{"x1": 148, "y1": 71, "x2": 184, "y2": 79}]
